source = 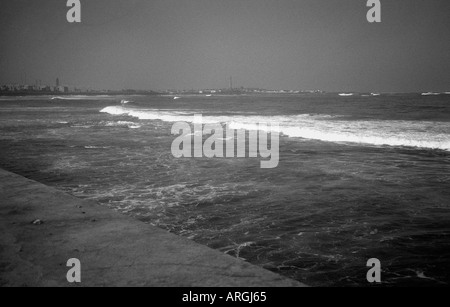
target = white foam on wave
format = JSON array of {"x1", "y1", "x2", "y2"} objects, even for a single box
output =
[
  {"x1": 421, "y1": 92, "x2": 440, "y2": 96},
  {"x1": 104, "y1": 120, "x2": 141, "y2": 129},
  {"x1": 51, "y1": 95, "x2": 117, "y2": 100},
  {"x1": 339, "y1": 93, "x2": 354, "y2": 97},
  {"x1": 84, "y1": 145, "x2": 110, "y2": 149},
  {"x1": 100, "y1": 106, "x2": 207, "y2": 123},
  {"x1": 100, "y1": 106, "x2": 450, "y2": 151}
]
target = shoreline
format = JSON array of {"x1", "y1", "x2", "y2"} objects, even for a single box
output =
[{"x1": 0, "y1": 168, "x2": 305, "y2": 287}]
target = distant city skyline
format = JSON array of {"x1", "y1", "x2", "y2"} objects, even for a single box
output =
[{"x1": 1, "y1": 0, "x2": 450, "y2": 92}]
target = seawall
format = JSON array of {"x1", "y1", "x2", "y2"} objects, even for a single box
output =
[{"x1": 0, "y1": 169, "x2": 305, "y2": 287}]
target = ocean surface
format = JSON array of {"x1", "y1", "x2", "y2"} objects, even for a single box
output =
[{"x1": 1, "y1": 93, "x2": 449, "y2": 286}]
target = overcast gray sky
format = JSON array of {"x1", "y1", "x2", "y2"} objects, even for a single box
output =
[{"x1": 0, "y1": 0, "x2": 449, "y2": 92}]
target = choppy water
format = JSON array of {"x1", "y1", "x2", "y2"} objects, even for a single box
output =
[{"x1": 1, "y1": 93, "x2": 450, "y2": 286}]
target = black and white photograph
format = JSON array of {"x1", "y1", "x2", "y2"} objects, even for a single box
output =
[{"x1": 0, "y1": 0, "x2": 449, "y2": 291}]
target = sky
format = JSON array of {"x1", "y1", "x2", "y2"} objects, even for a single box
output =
[{"x1": 0, "y1": 0, "x2": 449, "y2": 92}]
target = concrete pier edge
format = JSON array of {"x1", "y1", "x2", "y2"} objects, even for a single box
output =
[{"x1": 0, "y1": 169, "x2": 306, "y2": 287}]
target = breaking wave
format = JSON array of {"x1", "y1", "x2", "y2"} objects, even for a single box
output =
[
  {"x1": 100, "y1": 106, "x2": 450, "y2": 151},
  {"x1": 51, "y1": 95, "x2": 117, "y2": 100},
  {"x1": 421, "y1": 92, "x2": 441, "y2": 96}
]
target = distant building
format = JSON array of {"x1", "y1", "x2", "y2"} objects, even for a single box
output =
[
  {"x1": 56, "y1": 78, "x2": 60, "y2": 87},
  {"x1": 56, "y1": 86, "x2": 68, "y2": 93}
]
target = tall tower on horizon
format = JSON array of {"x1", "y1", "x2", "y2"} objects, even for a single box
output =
[
  {"x1": 229, "y1": 76, "x2": 233, "y2": 90},
  {"x1": 56, "y1": 78, "x2": 60, "y2": 87}
]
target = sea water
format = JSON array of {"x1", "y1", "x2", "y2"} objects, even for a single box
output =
[{"x1": 1, "y1": 93, "x2": 449, "y2": 286}]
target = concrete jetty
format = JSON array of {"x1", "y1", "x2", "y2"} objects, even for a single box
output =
[{"x1": 0, "y1": 169, "x2": 305, "y2": 287}]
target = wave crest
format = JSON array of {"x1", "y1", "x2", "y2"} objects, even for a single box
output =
[{"x1": 100, "y1": 106, "x2": 450, "y2": 151}]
